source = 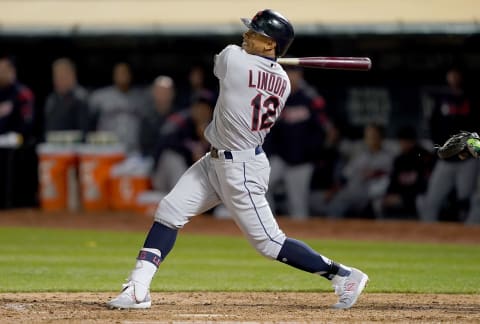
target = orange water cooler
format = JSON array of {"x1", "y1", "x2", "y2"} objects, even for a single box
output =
[
  {"x1": 78, "y1": 144, "x2": 125, "y2": 211},
  {"x1": 37, "y1": 143, "x2": 79, "y2": 211},
  {"x1": 109, "y1": 156, "x2": 153, "y2": 211}
]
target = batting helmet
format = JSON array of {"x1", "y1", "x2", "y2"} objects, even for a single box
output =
[{"x1": 241, "y1": 9, "x2": 294, "y2": 57}]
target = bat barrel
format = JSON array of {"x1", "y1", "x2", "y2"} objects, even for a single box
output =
[{"x1": 278, "y1": 57, "x2": 372, "y2": 71}]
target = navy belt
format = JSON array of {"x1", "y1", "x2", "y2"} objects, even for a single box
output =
[{"x1": 210, "y1": 146, "x2": 263, "y2": 159}]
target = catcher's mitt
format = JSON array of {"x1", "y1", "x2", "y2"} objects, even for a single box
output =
[{"x1": 435, "y1": 131, "x2": 480, "y2": 160}]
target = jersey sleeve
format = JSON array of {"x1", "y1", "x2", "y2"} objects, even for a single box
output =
[{"x1": 213, "y1": 45, "x2": 237, "y2": 80}]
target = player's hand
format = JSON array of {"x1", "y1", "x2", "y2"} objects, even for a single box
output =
[{"x1": 435, "y1": 131, "x2": 480, "y2": 160}]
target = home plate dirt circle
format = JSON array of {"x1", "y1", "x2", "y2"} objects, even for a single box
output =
[{"x1": 0, "y1": 292, "x2": 479, "y2": 323}]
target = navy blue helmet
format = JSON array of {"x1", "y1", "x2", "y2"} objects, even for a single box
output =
[{"x1": 241, "y1": 9, "x2": 295, "y2": 57}]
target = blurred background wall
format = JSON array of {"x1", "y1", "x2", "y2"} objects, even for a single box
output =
[
  {"x1": 2, "y1": 0, "x2": 480, "y2": 138},
  {"x1": 1, "y1": 0, "x2": 480, "y2": 219}
]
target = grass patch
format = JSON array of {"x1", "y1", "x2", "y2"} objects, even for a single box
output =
[{"x1": 0, "y1": 227, "x2": 478, "y2": 293}]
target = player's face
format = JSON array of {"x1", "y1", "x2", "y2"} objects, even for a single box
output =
[
  {"x1": 364, "y1": 126, "x2": 383, "y2": 151},
  {"x1": 152, "y1": 84, "x2": 174, "y2": 110},
  {"x1": 242, "y1": 30, "x2": 275, "y2": 56},
  {"x1": 53, "y1": 64, "x2": 76, "y2": 94},
  {"x1": 189, "y1": 66, "x2": 204, "y2": 89},
  {"x1": 446, "y1": 69, "x2": 462, "y2": 89},
  {"x1": 113, "y1": 63, "x2": 132, "y2": 91},
  {"x1": 0, "y1": 59, "x2": 15, "y2": 88}
]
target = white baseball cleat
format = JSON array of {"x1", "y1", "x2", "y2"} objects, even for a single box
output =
[
  {"x1": 331, "y1": 267, "x2": 369, "y2": 309},
  {"x1": 107, "y1": 281, "x2": 152, "y2": 309}
]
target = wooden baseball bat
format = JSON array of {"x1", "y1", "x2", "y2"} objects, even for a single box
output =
[{"x1": 277, "y1": 57, "x2": 372, "y2": 71}]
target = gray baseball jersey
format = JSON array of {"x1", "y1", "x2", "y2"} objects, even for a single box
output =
[
  {"x1": 155, "y1": 45, "x2": 292, "y2": 259},
  {"x1": 205, "y1": 45, "x2": 291, "y2": 150}
]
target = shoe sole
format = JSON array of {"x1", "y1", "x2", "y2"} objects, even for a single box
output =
[
  {"x1": 333, "y1": 272, "x2": 369, "y2": 310},
  {"x1": 107, "y1": 301, "x2": 152, "y2": 309}
]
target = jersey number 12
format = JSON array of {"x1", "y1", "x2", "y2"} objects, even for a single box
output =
[{"x1": 250, "y1": 93, "x2": 280, "y2": 131}]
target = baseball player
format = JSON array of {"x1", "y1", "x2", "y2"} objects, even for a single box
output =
[
  {"x1": 435, "y1": 130, "x2": 480, "y2": 224},
  {"x1": 417, "y1": 68, "x2": 479, "y2": 222},
  {"x1": 108, "y1": 9, "x2": 368, "y2": 310}
]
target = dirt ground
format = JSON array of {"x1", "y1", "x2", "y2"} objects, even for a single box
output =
[
  {"x1": 1, "y1": 209, "x2": 479, "y2": 323},
  {"x1": 1, "y1": 292, "x2": 479, "y2": 323}
]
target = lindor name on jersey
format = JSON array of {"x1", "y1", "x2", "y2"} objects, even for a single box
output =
[{"x1": 248, "y1": 69, "x2": 288, "y2": 97}]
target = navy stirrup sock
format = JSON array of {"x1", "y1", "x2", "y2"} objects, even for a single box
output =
[
  {"x1": 143, "y1": 222, "x2": 178, "y2": 261},
  {"x1": 128, "y1": 222, "x2": 177, "y2": 289},
  {"x1": 276, "y1": 238, "x2": 350, "y2": 279}
]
